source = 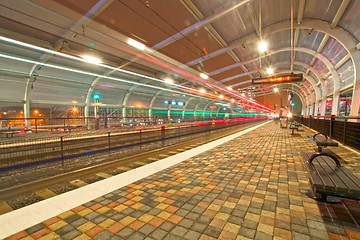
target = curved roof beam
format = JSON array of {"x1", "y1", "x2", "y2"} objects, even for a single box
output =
[
  {"x1": 252, "y1": 80, "x2": 309, "y2": 105},
  {"x1": 225, "y1": 47, "x2": 337, "y2": 97},
  {"x1": 275, "y1": 71, "x2": 315, "y2": 104},
  {"x1": 231, "y1": 61, "x2": 322, "y2": 101},
  {"x1": 272, "y1": 62, "x2": 322, "y2": 101}
]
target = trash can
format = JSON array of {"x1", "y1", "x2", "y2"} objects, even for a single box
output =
[{"x1": 280, "y1": 117, "x2": 287, "y2": 128}]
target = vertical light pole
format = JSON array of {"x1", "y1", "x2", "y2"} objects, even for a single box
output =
[{"x1": 93, "y1": 94, "x2": 100, "y2": 129}]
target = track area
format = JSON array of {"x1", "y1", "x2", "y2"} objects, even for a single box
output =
[{"x1": 0, "y1": 119, "x2": 267, "y2": 214}]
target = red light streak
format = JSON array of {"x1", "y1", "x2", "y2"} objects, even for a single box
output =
[{"x1": 119, "y1": 44, "x2": 273, "y2": 112}]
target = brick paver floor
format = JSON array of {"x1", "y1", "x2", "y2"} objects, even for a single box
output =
[{"x1": 5, "y1": 121, "x2": 360, "y2": 240}]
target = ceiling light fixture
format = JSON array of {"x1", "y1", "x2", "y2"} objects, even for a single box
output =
[
  {"x1": 267, "y1": 68, "x2": 274, "y2": 75},
  {"x1": 258, "y1": 40, "x2": 267, "y2": 52},
  {"x1": 164, "y1": 78, "x2": 174, "y2": 84},
  {"x1": 200, "y1": 89, "x2": 206, "y2": 93},
  {"x1": 81, "y1": 55, "x2": 102, "y2": 64},
  {"x1": 200, "y1": 73, "x2": 208, "y2": 79},
  {"x1": 128, "y1": 38, "x2": 145, "y2": 50}
]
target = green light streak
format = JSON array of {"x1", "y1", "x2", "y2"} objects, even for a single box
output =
[{"x1": 151, "y1": 110, "x2": 270, "y2": 116}]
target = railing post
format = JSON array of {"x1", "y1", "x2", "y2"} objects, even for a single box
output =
[
  {"x1": 343, "y1": 118, "x2": 347, "y2": 144},
  {"x1": 329, "y1": 115, "x2": 335, "y2": 138},
  {"x1": 60, "y1": 136, "x2": 64, "y2": 167},
  {"x1": 35, "y1": 118, "x2": 38, "y2": 133},
  {"x1": 108, "y1": 132, "x2": 111, "y2": 149},
  {"x1": 139, "y1": 129, "x2": 142, "y2": 149},
  {"x1": 161, "y1": 126, "x2": 165, "y2": 146}
]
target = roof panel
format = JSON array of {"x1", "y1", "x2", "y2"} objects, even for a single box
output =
[
  {"x1": 320, "y1": 37, "x2": 348, "y2": 66},
  {"x1": 303, "y1": 0, "x2": 343, "y2": 22},
  {"x1": 200, "y1": 53, "x2": 237, "y2": 75},
  {"x1": 339, "y1": 0, "x2": 360, "y2": 42},
  {"x1": 210, "y1": 5, "x2": 254, "y2": 43},
  {"x1": 159, "y1": 27, "x2": 222, "y2": 64},
  {"x1": 297, "y1": 30, "x2": 325, "y2": 52}
]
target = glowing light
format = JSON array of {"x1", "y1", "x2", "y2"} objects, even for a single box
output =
[
  {"x1": 0, "y1": 36, "x2": 275, "y2": 113},
  {"x1": 267, "y1": 68, "x2": 274, "y2": 75},
  {"x1": 241, "y1": 93, "x2": 245, "y2": 96},
  {"x1": 219, "y1": 95, "x2": 224, "y2": 99},
  {"x1": 200, "y1": 89, "x2": 206, "y2": 93},
  {"x1": 178, "y1": 102, "x2": 184, "y2": 106},
  {"x1": 259, "y1": 40, "x2": 268, "y2": 52},
  {"x1": 164, "y1": 78, "x2": 174, "y2": 84},
  {"x1": 93, "y1": 94, "x2": 101, "y2": 100},
  {"x1": 171, "y1": 101, "x2": 177, "y2": 105},
  {"x1": 72, "y1": 107, "x2": 77, "y2": 112},
  {"x1": 291, "y1": 102, "x2": 295, "y2": 107},
  {"x1": 128, "y1": 38, "x2": 145, "y2": 50},
  {"x1": 231, "y1": 99, "x2": 235, "y2": 102},
  {"x1": 72, "y1": 101, "x2": 78, "y2": 103},
  {"x1": 81, "y1": 55, "x2": 102, "y2": 64},
  {"x1": 34, "y1": 110, "x2": 38, "y2": 114},
  {"x1": 164, "y1": 100, "x2": 169, "y2": 104},
  {"x1": 274, "y1": 87, "x2": 279, "y2": 92},
  {"x1": 227, "y1": 86, "x2": 233, "y2": 91},
  {"x1": 200, "y1": 73, "x2": 208, "y2": 79},
  {"x1": 137, "y1": 104, "x2": 142, "y2": 107},
  {"x1": 287, "y1": 112, "x2": 293, "y2": 118},
  {"x1": 3, "y1": 112, "x2": 7, "y2": 115}
]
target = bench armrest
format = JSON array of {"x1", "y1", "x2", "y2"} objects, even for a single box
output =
[
  {"x1": 313, "y1": 132, "x2": 328, "y2": 142},
  {"x1": 309, "y1": 152, "x2": 341, "y2": 167}
]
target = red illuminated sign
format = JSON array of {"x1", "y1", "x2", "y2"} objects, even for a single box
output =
[{"x1": 252, "y1": 74, "x2": 303, "y2": 85}]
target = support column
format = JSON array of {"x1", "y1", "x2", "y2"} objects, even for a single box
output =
[
  {"x1": 331, "y1": 92, "x2": 340, "y2": 116},
  {"x1": 321, "y1": 96, "x2": 326, "y2": 115}
]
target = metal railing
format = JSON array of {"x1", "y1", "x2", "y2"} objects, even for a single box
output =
[
  {"x1": 0, "y1": 117, "x2": 268, "y2": 172},
  {"x1": 295, "y1": 115, "x2": 360, "y2": 151}
]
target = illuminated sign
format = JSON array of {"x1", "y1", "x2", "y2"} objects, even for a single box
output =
[{"x1": 252, "y1": 74, "x2": 303, "y2": 85}]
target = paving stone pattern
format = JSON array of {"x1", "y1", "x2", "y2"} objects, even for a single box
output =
[{"x1": 5, "y1": 121, "x2": 360, "y2": 240}]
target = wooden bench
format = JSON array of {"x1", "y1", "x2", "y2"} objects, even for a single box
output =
[
  {"x1": 289, "y1": 124, "x2": 298, "y2": 134},
  {"x1": 302, "y1": 152, "x2": 360, "y2": 202},
  {"x1": 313, "y1": 132, "x2": 338, "y2": 152}
]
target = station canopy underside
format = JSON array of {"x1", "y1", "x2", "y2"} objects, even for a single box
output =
[{"x1": 0, "y1": 0, "x2": 359, "y2": 117}]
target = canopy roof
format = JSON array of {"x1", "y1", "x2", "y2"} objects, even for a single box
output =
[{"x1": 0, "y1": 0, "x2": 359, "y2": 115}]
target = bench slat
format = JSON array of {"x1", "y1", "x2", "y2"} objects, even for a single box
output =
[
  {"x1": 306, "y1": 163, "x2": 324, "y2": 189},
  {"x1": 316, "y1": 155, "x2": 348, "y2": 191},
  {"x1": 311, "y1": 161, "x2": 337, "y2": 191}
]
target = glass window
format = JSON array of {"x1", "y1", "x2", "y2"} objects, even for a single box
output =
[
  {"x1": 325, "y1": 97, "x2": 333, "y2": 116},
  {"x1": 338, "y1": 90, "x2": 352, "y2": 116}
]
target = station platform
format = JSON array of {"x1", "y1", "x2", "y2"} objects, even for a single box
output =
[{"x1": 1, "y1": 120, "x2": 359, "y2": 240}]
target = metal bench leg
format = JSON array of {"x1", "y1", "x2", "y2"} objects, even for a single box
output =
[{"x1": 305, "y1": 189, "x2": 341, "y2": 203}]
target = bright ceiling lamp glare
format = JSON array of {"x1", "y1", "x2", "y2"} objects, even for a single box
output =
[
  {"x1": 267, "y1": 68, "x2": 274, "y2": 75},
  {"x1": 241, "y1": 93, "x2": 245, "y2": 96},
  {"x1": 258, "y1": 40, "x2": 268, "y2": 52},
  {"x1": 231, "y1": 98, "x2": 235, "y2": 102},
  {"x1": 219, "y1": 95, "x2": 224, "y2": 99},
  {"x1": 164, "y1": 78, "x2": 174, "y2": 84},
  {"x1": 274, "y1": 87, "x2": 279, "y2": 92},
  {"x1": 200, "y1": 73, "x2": 208, "y2": 79},
  {"x1": 127, "y1": 38, "x2": 145, "y2": 50},
  {"x1": 199, "y1": 89, "x2": 206, "y2": 93},
  {"x1": 81, "y1": 55, "x2": 102, "y2": 64},
  {"x1": 227, "y1": 86, "x2": 233, "y2": 91}
]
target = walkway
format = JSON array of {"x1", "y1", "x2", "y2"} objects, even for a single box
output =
[{"x1": 1, "y1": 120, "x2": 360, "y2": 240}]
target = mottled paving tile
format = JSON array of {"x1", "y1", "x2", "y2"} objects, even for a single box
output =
[{"x1": 5, "y1": 122, "x2": 360, "y2": 240}]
